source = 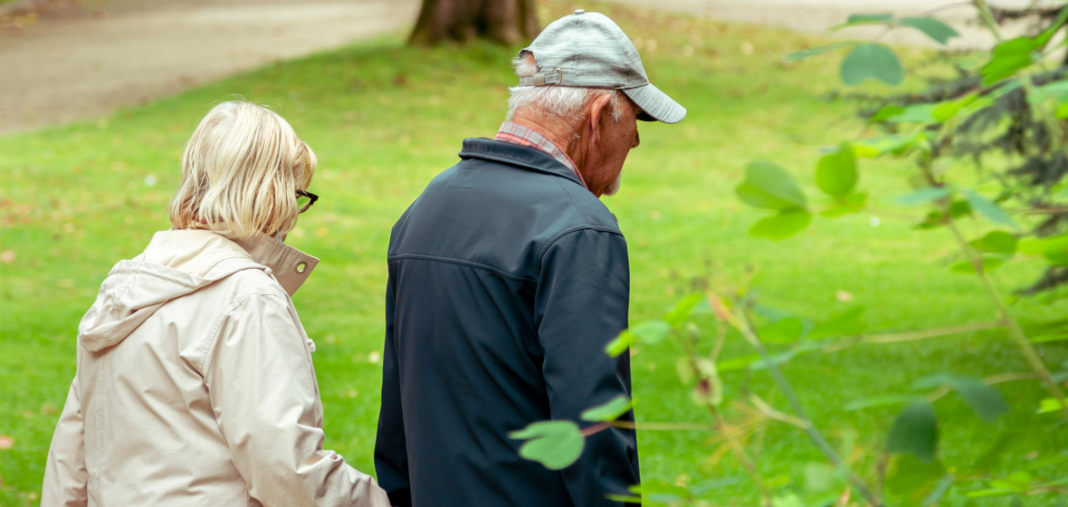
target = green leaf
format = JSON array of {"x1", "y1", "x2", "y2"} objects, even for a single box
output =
[
  {"x1": 810, "y1": 306, "x2": 867, "y2": 339},
  {"x1": 932, "y1": 93, "x2": 978, "y2": 122},
  {"x1": 1039, "y1": 397, "x2": 1067, "y2": 414},
  {"x1": 509, "y1": 421, "x2": 585, "y2": 470},
  {"x1": 689, "y1": 477, "x2": 743, "y2": 495},
  {"x1": 664, "y1": 294, "x2": 704, "y2": 327},
  {"x1": 870, "y1": 105, "x2": 905, "y2": 121},
  {"x1": 816, "y1": 145, "x2": 858, "y2": 197},
  {"x1": 1019, "y1": 234, "x2": 1068, "y2": 265},
  {"x1": 628, "y1": 481, "x2": 692, "y2": 503},
  {"x1": 951, "y1": 377, "x2": 1010, "y2": 424},
  {"x1": 844, "y1": 394, "x2": 920, "y2": 411},
  {"x1": 717, "y1": 353, "x2": 760, "y2": 371},
  {"x1": 736, "y1": 161, "x2": 808, "y2": 210},
  {"x1": 970, "y1": 231, "x2": 1018, "y2": 254},
  {"x1": 605, "y1": 331, "x2": 635, "y2": 357},
  {"x1": 910, "y1": 372, "x2": 957, "y2": 390},
  {"x1": 950, "y1": 257, "x2": 1004, "y2": 274},
  {"x1": 784, "y1": 42, "x2": 854, "y2": 62},
  {"x1": 990, "y1": 471, "x2": 1033, "y2": 493},
  {"x1": 964, "y1": 189, "x2": 1020, "y2": 230},
  {"x1": 630, "y1": 320, "x2": 672, "y2": 345},
  {"x1": 982, "y1": 37, "x2": 1040, "y2": 85},
  {"x1": 854, "y1": 133, "x2": 923, "y2": 156},
  {"x1": 1035, "y1": 5, "x2": 1068, "y2": 47},
  {"x1": 898, "y1": 17, "x2": 959, "y2": 45},
  {"x1": 1027, "y1": 80, "x2": 1068, "y2": 105},
  {"x1": 1031, "y1": 331, "x2": 1068, "y2": 343},
  {"x1": 898, "y1": 187, "x2": 951, "y2": 205},
  {"x1": 832, "y1": 13, "x2": 894, "y2": 30},
  {"x1": 887, "y1": 400, "x2": 939, "y2": 463},
  {"x1": 759, "y1": 317, "x2": 804, "y2": 343},
  {"x1": 888, "y1": 104, "x2": 939, "y2": 123},
  {"x1": 749, "y1": 208, "x2": 812, "y2": 241},
  {"x1": 841, "y1": 43, "x2": 904, "y2": 86},
  {"x1": 581, "y1": 395, "x2": 633, "y2": 422}
]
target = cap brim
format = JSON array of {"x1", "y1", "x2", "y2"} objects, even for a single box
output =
[{"x1": 623, "y1": 83, "x2": 686, "y2": 124}]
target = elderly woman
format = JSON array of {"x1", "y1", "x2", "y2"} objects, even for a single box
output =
[{"x1": 42, "y1": 101, "x2": 390, "y2": 507}]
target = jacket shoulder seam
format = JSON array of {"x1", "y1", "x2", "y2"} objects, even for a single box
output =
[
  {"x1": 194, "y1": 291, "x2": 289, "y2": 376},
  {"x1": 550, "y1": 177, "x2": 591, "y2": 225},
  {"x1": 537, "y1": 226, "x2": 624, "y2": 262},
  {"x1": 387, "y1": 253, "x2": 537, "y2": 283}
]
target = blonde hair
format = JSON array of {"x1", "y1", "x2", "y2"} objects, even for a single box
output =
[{"x1": 169, "y1": 101, "x2": 316, "y2": 239}]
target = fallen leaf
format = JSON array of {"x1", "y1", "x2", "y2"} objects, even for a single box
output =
[
  {"x1": 0, "y1": 435, "x2": 13, "y2": 449},
  {"x1": 836, "y1": 290, "x2": 854, "y2": 302},
  {"x1": 368, "y1": 351, "x2": 381, "y2": 363},
  {"x1": 0, "y1": 250, "x2": 14, "y2": 263}
]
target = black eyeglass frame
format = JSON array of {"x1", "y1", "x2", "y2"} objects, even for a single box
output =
[{"x1": 296, "y1": 189, "x2": 319, "y2": 213}]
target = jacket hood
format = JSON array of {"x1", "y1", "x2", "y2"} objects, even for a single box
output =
[{"x1": 78, "y1": 229, "x2": 318, "y2": 352}]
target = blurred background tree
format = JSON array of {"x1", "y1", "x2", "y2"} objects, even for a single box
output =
[{"x1": 409, "y1": 0, "x2": 540, "y2": 45}]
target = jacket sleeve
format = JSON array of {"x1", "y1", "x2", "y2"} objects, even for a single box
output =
[
  {"x1": 374, "y1": 267, "x2": 411, "y2": 507},
  {"x1": 204, "y1": 292, "x2": 391, "y2": 507},
  {"x1": 535, "y1": 228, "x2": 640, "y2": 506},
  {"x1": 42, "y1": 376, "x2": 89, "y2": 507}
]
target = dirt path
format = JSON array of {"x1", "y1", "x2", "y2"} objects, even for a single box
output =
[
  {"x1": 0, "y1": 0, "x2": 418, "y2": 134},
  {"x1": 0, "y1": 0, "x2": 1054, "y2": 135}
]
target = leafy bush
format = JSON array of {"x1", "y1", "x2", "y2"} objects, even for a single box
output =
[{"x1": 512, "y1": 3, "x2": 1068, "y2": 506}]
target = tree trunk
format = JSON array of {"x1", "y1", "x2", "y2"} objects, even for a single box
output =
[{"x1": 408, "y1": 0, "x2": 539, "y2": 46}]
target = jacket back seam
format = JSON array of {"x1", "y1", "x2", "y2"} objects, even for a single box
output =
[{"x1": 387, "y1": 254, "x2": 537, "y2": 283}]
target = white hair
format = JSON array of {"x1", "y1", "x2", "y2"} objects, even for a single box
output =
[{"x1": 507, "y1": 53, "x2": 621, "y2": 124}]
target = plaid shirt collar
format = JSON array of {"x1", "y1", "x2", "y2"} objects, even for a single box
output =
[{"x1": 494, "y1": 121, "x2": 587, "y2": 189}]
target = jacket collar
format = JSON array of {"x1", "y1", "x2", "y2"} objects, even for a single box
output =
[
  {"x1": 458, "y1": 138, "x2": 585, "y2": 187},
  {"x1": 179, "y1": 227, "x2": 319, "y2": 296},
  {"x1": 222, "y1": 232, "x2": 319, "y2": 297}
]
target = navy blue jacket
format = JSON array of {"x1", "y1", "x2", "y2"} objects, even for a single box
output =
[{"x1": 375, "y1": 138, "x2": 639, "y2": 507}]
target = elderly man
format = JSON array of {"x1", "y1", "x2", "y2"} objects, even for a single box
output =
[{"x1": 375, "y1": 10, "x2": 685, "y2": 507}]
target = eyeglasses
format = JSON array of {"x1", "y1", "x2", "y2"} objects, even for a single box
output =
[{"x1": 296, "y1": 189, "x2": 319, "y2": 213}]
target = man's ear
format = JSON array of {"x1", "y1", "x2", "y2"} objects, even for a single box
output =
[{"x1": 588, "y1": 94, "x2": 613, "y2": 145}]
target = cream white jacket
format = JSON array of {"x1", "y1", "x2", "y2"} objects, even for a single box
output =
[{"x1": 42, "y1": 230, "x2": 391, "y2": 507}]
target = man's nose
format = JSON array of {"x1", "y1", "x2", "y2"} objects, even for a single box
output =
[{"x1": 632, "y1": 130, "x2": 641, "y2": 149}]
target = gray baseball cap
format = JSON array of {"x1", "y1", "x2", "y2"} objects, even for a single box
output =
[{"x1": 517, "y1": 9, "x2": 686, "y2": 124}]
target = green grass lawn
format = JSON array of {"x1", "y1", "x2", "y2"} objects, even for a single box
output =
[{"x1": 2, "y1": 2, "x2": 1066, "y2": 506}]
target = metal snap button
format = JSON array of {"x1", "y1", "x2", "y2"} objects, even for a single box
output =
[
  {"x1": 263, "y1": 267, "x2": 273, "y2": 276},
  {"x1": 296, "y1": 261, "x2": 308, "y2": 274},
  {"x1": 574, "y1": 9, "x2": 584, "y2": 15}
]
